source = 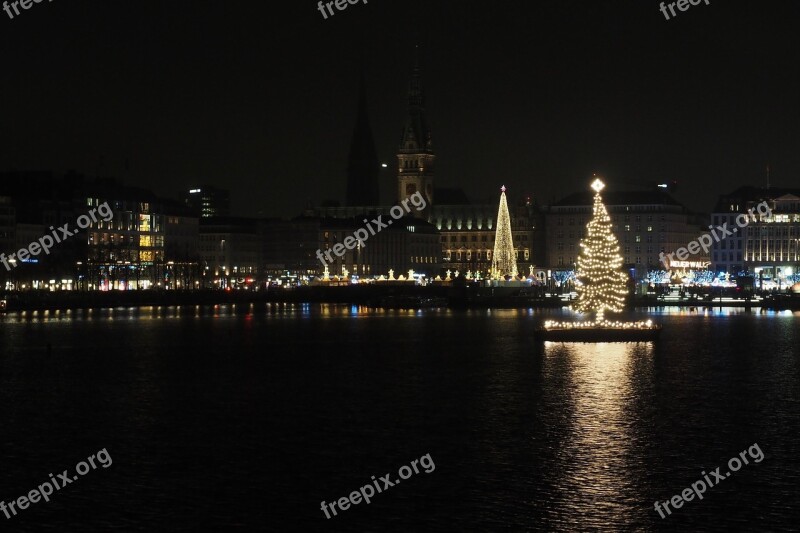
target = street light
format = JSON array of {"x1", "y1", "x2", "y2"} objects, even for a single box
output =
[{"x1": 8, "y1": 258, "x2": 16, "y2": 291}]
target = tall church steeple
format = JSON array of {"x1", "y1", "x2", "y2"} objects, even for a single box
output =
[
  {"x1": 346, "y1": 74, "x2": 379, "y2": 206},
  {"x1": 397, "y1": 47, "x2": 434, "y2": 217}
]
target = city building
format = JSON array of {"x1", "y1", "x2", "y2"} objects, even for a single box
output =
[
  {"x1": 0, "y1": 171, "x2": 170, "y2": 290},
  {"x1": 13, "y1": 222, "x2": 45, "y2": 287},
  {"x1": 712, "y1": 186, "x2": 800, "y2": 287},
  {"x1": 260, "y1": 217, "x2": 320, "y2": 277},
  {"x1": 0, "y1": 196, "x2": 15, "y2": 289},
  {"x1": 0, "y1": 172, "x2": 69, "y2": 289},
  {"x1": 163, "y1": 200, "x2": 201, "y2": 289},
  {"x1": 198, "y1": 217, "x2": 260, "y2": 288},
  {"x1": 185, "y1": 186, "x2": 231, "y2": 218},
  {"x1": 433, "y1": 189, "x2": 536, "y2": 275},
  {"x1": 317, "y1": 216, "x2": 441, "y2": 278},
  {"x1": 545, "y1": 187, "x2": 707, "y2": 276},
  {"x1": 361, "y1": 217, "x2": 441, "y2": 277},
  {"x1": 0, "y1": 196, "x2": 14, "y2": 255},
  {"x1": 83, "y1": 193, "x2": 166, "y2": 291},
  {"x1": 346, "y1": 76, "x2": 380, "y2": 207}
]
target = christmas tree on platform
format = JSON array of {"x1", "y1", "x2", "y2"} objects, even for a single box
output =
[
  {"x1": 536, "y1": 179, "x2": 661, "y2": 342},
  {"x1": 539, "y1": 178, "x2": 659, "y2": 341},
  {"x1": 491, "y1": 185, "x2": 518, "y2": 279},
  {"x1": 573, "y1": 178, "x2": 629, "y2": 323}
]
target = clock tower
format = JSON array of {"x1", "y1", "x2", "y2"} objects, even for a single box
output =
[{"x1": 397, "y1": 50, "x2": 434, "y2": 218}]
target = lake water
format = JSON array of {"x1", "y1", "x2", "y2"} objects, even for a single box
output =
[{"x1": 1, "y1": 305, "x2": 798, "y2": 531}]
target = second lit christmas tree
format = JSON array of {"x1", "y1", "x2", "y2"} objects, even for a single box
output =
[{"x1": 491, "y1": 185, "x2": 518, "y2": 279}]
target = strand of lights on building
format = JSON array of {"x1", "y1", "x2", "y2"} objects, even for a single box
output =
[{"x1": 491, "y1": 185, "x2": 518, "y2": 279}]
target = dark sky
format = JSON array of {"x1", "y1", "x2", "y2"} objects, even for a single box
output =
[{"x1": 1, "y1": 0, "x2": 798, "y2": 216}]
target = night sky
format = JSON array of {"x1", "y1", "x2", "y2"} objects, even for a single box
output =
[{"x1": 1, "y1": 0, "x2": 798, "y2": 217}]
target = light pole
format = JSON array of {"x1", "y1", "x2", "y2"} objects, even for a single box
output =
[{"x1": 9, "y1": 258, "x2": 17, "y2": 291}]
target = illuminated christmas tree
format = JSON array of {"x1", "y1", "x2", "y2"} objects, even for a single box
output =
[
  {"x1": 573, "y1": 178, "x2": 629, "y2": 323},
  {"x1": 540, "y1": 178, "x2": 659, "y2": 339},
  {"x1": 491, "y1": 185, "x2": 518, "y2": 278}
]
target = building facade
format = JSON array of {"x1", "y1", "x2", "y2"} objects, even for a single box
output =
[
  {"x1": 261, "y1": 217, "x2": 320, "y2": 276},
  {"x1": 545, "y1": 189, "x2": 707, "y2": 275},
  {"x1": 163, "y1": 201, "x2": 201, "y2": 289},
  {"x1": 0, "y1": 196, "x2": 14, "y2": 258},
  {"x1": 198, "y1": 217, "x2": 260, "y2": 288},
  {"x1": 185, "y1": 186, "x2": 231, "y2": 218},
  {"x1": 0, "y1": 171, "x2": 176, "y2": 291},
  {"x1": 0, "y1": 196, "x2": 15, "y2": 289},
  {"x1": 316, "y1": 216, "x2": 441, "y2": 278},
  {"x1": 84, "y1": 196, "x2": 166, "y2": 290},
  {"x1": 712, "y1": 186, "x2": 800, "y2": 286},
  {"x1": 432, "y1": 191, "x2": 535, "y2": 276}
]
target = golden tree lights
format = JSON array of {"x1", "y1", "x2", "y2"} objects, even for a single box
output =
[
  {"x1": 572, "y1": 178, "x2": 629, "y2": 322},
  {"x1": 540, "y1": 179, "x2": 660, "y2": 339},
  {"x1": 491, "y1": 185, "x2": 518, "y2": 278}
]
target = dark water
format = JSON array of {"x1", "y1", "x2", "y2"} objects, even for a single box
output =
[{"x1": 1, "y1": 304, "x2": 798, "y2": 531}]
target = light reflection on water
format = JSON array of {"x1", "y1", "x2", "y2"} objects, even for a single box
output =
[
  {"x1": 0, "y1": 305, "x2": 797, "y2": 531},
  {"x1": 542, "y1": 342, "x2": 654, "y2": 529}
]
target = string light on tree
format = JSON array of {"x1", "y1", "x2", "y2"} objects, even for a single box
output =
[
  {"x1": 491, "y1": 185, "x2": 518, "y2": 279},
  {"x1": 572, "y1": 177, "x2": 629, "y2": 324},
  {"x1": 538, "y1": 178, "x2": 661, "y2": 340}
]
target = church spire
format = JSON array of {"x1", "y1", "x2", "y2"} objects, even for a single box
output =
[
  {"x1": 400, "y1": 46, "x2": 433, "y2": 154},
  {"x1": 346, "y1": 73, "x2": 379, "y2": 206},
  {"x1": 408, "y1": 45, "x2": 424, "y2": 111}
]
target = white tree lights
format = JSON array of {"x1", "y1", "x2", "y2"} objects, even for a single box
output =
[
  {"x1": 491, "y1": 185, "x2": 518, "y2": 279},
  {"x1": 539, "y1": 178, "x2": 660, "y2": 340},
  {"x1": 572, "y1": 178, "x2": 629, "y2": 322}
]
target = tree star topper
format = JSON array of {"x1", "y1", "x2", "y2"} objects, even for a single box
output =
[{"x1": 591, "y1": 178, "x2": 605, "y2": 193}]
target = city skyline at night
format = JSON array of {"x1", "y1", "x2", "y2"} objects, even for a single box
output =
[
  {"x1": 2, "y1": 2, "x2": 799, "y2": 531},
  {"x1": 1, "y1": 2, "x2": 799, "y2": 219}
]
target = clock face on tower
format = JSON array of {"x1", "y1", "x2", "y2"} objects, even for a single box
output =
[{"x1": 406, "y1": 183, "x2": 417, "y2": 196}]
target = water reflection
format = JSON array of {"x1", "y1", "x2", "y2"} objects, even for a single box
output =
[
  {"x1": 543, "y1": 342, "x2": 654, "y2": 529},
  {"x1": 643, "y1": 305, "x2": 800, "y2": 318}
]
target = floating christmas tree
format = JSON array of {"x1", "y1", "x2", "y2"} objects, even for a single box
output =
[
  {"x1": 491, "y1": 185, "x2": 518, "y2": 278},
  {"x1": 573, "y1": 178, "x2": 629, "y2": 323},
  {"x1": 539, "y1": 178, "x2": 659, "y2": 341}
]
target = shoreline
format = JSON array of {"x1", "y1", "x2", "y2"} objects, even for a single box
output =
[{"x1": 1, "y1": 287, "x2": 792, "y2": 312}]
